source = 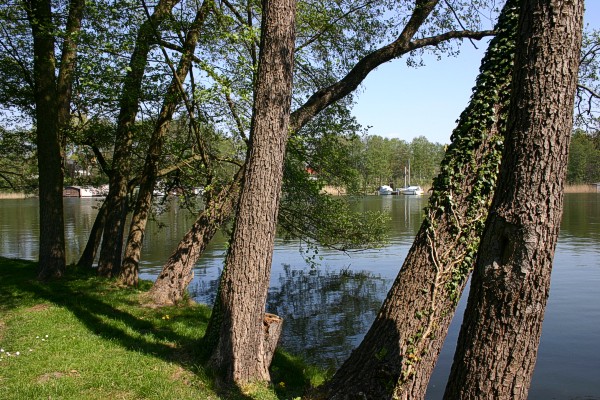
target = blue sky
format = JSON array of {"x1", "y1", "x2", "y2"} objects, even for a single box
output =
[{"x1": 352, "y1": 1, "x2": 600, "y2": 144}]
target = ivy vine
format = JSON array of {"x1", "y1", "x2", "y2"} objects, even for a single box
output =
[{"x1": 397, "y1": 0, "x2": 520, "y2": 388}]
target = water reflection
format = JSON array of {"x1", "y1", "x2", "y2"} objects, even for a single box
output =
[
  {"x1": 189, "y1": 264, "x2": 391, "y2": 369},
  {"x1": 273, "y1": 266, "x2": 390, "y2": 369}
]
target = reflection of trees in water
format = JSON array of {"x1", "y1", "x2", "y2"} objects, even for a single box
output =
[
  {"x1": 189, "y1": 265, "x2": 391, "y2": 369},
  {"x1": 188, "y1": 268, "x2": 221, "y2": 305},
  {"x1": 267, "y1": 265, "x2": 391, "y2": 369}
]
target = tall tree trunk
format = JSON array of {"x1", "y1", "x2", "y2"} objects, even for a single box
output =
[
  {"x1": 149, "y1": 177, "x2": 241, "y2": 305},
  {"x1": 204, "y1": 0, "x2": 297, "y2": 385},
  {"x1": 97, "y1": 0, "x2": 179, "y2": 278},
  {"x1": 120, "y1": 1, "x2": 211, "y2": 286},
  {"x1": 77, "y1": 199, "x2": 108, "y2": 269},
  {"x1": 56, "y1": 0, "x2": 84, "y2": 152},
  {"x1": 26, "y1": 0, "x2": 84, "y2": 280},
  {"x1": 318, "y1": 1, "x2": 520, "y2": 398},
  {"x1": 444, "y1": 0, "x2": 583, "y2": 398},
  {"x1": 26, "y1": 0, "x2": 65, "y2": 280}
]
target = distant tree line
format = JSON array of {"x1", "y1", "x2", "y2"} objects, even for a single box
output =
[
  {"x1": 334, "y1": 134, "x2": 446, "y2": 194},
  {"x1": 4, "y1": 127, "x2": 600, "y2": 192},
  {"x1": 567, "y1": 130, "x2": 600, "y2": 184}
]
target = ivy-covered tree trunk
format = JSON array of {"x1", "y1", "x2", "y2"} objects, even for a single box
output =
[
  {"x1": 120, "y1": 1, "x2": 211, "y2": 287},
  {"x1": 203, "y1": 0, "x2": 297, "y2": 384},
  {"x1": 318, "y1": 1, "x2": 520, "y2": 398},
  {"x1": 97, "y1": 0, "x2": 179, "y2": 278},
  {"x1": 149, "y1": 178, "x2": 240, "y2": 305},
  {"x1": 444, "y1": 0, "x2": 583, "y2": 398}
]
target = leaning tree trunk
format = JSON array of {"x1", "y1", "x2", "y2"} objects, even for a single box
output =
[
  {"x1": 444, "y1": 0, "x2": 583, "y2": 398},
  {"x1": 97, "y1": 0, "x2": 179, "y2": 278},
  {"x1": 77, "y1": 199, "x2": 107, "y2": 269},
  {"x1": 203, "y1": 0, "x2": 297, "y2": 385},
  {"x1": 318, "y1": 1, "x2": 520, "y2": 399},
  {"x1": 26, "y1": 0, "x2": 66, "y2": 280},
  {"x1": 120, "y1": 1, "x2": 211, "y2": 286},
  {"x1": 148, "y1": 176, "x2": 241, "y2": 305}
]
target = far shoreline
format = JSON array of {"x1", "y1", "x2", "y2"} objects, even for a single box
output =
[
  {"x1": 1, "y1": 183, "x2": 598, "y2": 200},
  {"x1": 321, "y1": 184, "x2": 599, "y2": 196}
]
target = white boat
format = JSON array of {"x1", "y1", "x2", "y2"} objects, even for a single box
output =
[
  {"x1": 79, "y1": 186, "x2": 94, "y2": 197},
  {"x1": 402, "y1": 185, "x2": 424, "y2": 196},
  {"x1": 378, "y1": 185, "x2": 394, "y2": 195}
]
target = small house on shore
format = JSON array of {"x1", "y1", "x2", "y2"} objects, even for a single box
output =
[
  {"x1": 63, "y1": 186, "x2": 93, "y2": 197},
  {"x1": 591, "y1": 183, "x2": 600, "y2": 192}
]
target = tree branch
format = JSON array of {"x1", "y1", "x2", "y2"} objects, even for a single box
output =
[
  {"x1": 85, "y1": 141, "x2": 112, "y2": 177},
  {"x1": 224, "y1": 91, "x2": 249, "y2": 143},
  {"x1": 290, "y1": 26, "x2": 494, "y2": 132},
  {"x1": 0, "y1": 170, "x2": 20, "y2": 190},
  {"x1": 578, "y1": 83, "x2": 600, "y2": 100}
]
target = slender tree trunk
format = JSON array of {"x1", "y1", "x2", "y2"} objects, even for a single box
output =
[
  {"x1": 120, "y1": 1, "x2": 211, "y2": 286},
  {"x1": 444, "y1": 1, "x2": 583, "y2": 398},
  {"x1": 56, "y1": 0, "x2": 84, "y2": 149},
  {"x1": 77, "y1": 199, "x2": 108, "y2": 269},
  {"x1": 149, "y1": 177, "x2": 241, "y2": 305},
  {"x1": 204, "y1": 0, "x2": 297, "y2": 384},
  {"x1": 317, "y1": 2, "x2": 520, "y2": 398},
  {"x1": 97, "y1": 0, "x2": 179, "y2": 278},
  {"x1": 26, "y1": 0, "x2": 65, "y2": 279}
]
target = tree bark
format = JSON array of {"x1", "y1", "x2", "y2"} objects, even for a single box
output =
[
  {"x1": 204, "y1": 0, "x2": 297, "y2": 385},
  {"x1": 56, "y1": 0, "x2": 84, "y2": 151},
  {"x1": 149, "y1": 176, "x2": 241, "y2": 305},
  {"x1": 25, "y1": 0, "x2": 64, "y2": 279},
  {"x1": 444, "y1": 0, "x2": 583, "y2": 398},
  {"x1": 317, "y1": 1, "x2": 520, "y2": 398},
  {"x1": 120, "y1": 1, "x2": 211, "y2": 286},
  {"x1": 97, "y1": 0, "x2": 179, "y2": 278},
  {"x1": 77, "y1": 199, "x2": 108, "y2": 269}
]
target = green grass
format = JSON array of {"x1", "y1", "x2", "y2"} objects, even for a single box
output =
[{"x1": 0, "y1": 257, "x2": 327, "y2": 399}]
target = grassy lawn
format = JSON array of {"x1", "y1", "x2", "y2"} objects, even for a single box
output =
[{"x1": 0, "y1": 258, "x2": 325, "y2": 399}]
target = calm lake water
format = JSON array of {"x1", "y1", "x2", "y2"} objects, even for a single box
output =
[{"x1": 1, "y1": 194, "x2": 599, "y2": 399}]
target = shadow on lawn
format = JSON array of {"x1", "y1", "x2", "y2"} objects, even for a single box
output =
[{"x1": 0, "y1": 257, "x2": 260, "y2": 400}]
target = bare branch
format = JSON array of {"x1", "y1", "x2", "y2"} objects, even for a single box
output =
[
  {"x1": 224, "y1": 91, "x2": 249, "y2": 143},
  {"x1": 578, "y1": 83, "x2": 600, "y2": 101}
]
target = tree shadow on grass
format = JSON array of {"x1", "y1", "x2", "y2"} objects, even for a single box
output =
[{"x1": 0, "y1": 258, "x2": 256, "y2": 400}]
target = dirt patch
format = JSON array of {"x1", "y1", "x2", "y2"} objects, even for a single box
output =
[
  {"x1": 36, "y1": 372, "x2": 65, "y2": 383},
  {"x1": 26, "y1": 304, "x2": 51, "y2": 312},
  {"x1": 36, "y1": 370, "x2": 80, "y2": 383},
  {"x1": 170, "y1": 366, "x2": 194, "y2": 386}
]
